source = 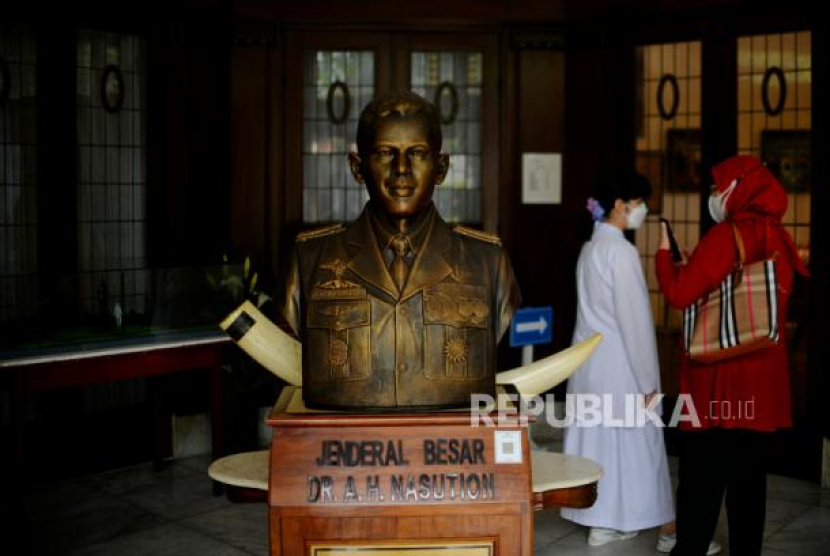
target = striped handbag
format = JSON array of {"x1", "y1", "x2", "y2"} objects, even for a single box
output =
[{"x1": 683, "y1": 224, "x2": 780, "y2": 363}]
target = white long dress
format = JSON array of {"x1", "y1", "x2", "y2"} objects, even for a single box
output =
[{"x1": 560, "y1": 222, "x2": 674, "y2": 531}]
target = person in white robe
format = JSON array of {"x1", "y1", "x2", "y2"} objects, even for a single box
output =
[{"x1": 560, "y1": 168, "x2": 676, "y2": 548}]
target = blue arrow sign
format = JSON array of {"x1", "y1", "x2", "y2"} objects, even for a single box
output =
[{"x1": 510, "y1": 306, "x2": 553, "y2": 347}]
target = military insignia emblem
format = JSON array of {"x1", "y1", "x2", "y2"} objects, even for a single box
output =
[
  {"x1": 457, "y1": 298, "x2": 488, "y2": 326},
  {"x1": 311, "y1": 259, "x2": 366, "y2": 301},
  {"x1": 444, "y1": 337, "x2": 469, "y2": 363},
  {"x1": 444, "y1": 336, "x2": 469, "y2": 379},
  {"x1": 318, "y1": 304, "x2": 353, "y2": 317},
  {"x1": 424, "y1": 283, "x2": 489, "y2": 328},
  {"x1": 317, "y1": 259, "x2": 359, "y2": 289},
  {"x1": 329, "y1": 338, "x2": 349, "y2": 367}
]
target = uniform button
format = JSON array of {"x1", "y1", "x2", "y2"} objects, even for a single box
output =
[
  {"x1": 397, "y1": 362, "x2": 407, "y2": 372},
  {"x1": 399, "y1": 306, "x2": 408, "y2": 315}
]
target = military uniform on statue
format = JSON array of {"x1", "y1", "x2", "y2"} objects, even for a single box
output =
[
  {"x1": 280, "y1": 90, "x2": 520, "y2": 411},
  {"x1": 281, "y1": 202, "x2": 519, "y2": 410}
]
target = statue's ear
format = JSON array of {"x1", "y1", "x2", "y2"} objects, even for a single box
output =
[
  {"x1": 435, "y1": 153, "x2": 450, "y2": 185},
  {"x1": 348, "y1": 152, "x2": 364, "y2": 184}
]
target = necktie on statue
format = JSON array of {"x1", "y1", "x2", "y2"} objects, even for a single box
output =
[{"x1": 390, "y1": 235, "x2": 410, "y2": 292}]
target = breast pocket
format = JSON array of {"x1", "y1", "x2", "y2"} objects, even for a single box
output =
[
  {"x1": 306, "y1": 300, "x2": 371, "y2": 382},
  {"x1": 423, "y1": 284, "x2": 490, "y2": 381}
]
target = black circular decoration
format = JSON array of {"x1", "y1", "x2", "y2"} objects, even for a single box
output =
[
  {"x1": 100, "y1": 65, "x2": 125, "y2": 113},
  {"x1": 657, "y1": 73, "x2": 679, "y2": 121},
  {"x1": 434, "y1": 81, "x2": 459, "y2": 125},
  {"x1": 326, "y1": 81, "x2": 351, "y2": 124},
  {"x1": 0, "y1": 56, "x2": 10, "y2": 109},
  {"x1": 761, "y1": 66, "x2": 787, "y2": 116}
]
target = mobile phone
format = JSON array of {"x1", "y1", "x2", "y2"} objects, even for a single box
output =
[{"x1": 659, "y1": 217, "x2": 683, "y2": 263}]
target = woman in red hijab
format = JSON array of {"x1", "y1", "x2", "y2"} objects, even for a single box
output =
[{"x1": 655, "y1": 155, "x2": 808, "y2": 556}]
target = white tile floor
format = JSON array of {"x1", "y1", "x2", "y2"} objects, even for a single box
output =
[{"x1": 11, "y1": 442, "x2": 830, "y2": 556}]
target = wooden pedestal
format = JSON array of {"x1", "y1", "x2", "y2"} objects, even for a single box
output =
[{"x1": 266, "y1": 411, "x2": 533, "y2": 556}]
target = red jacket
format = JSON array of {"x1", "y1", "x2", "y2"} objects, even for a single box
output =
[{"x1": 655, "y1": 155, "x2": 808, "y2": 432}]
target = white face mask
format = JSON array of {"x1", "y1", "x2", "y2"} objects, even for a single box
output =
[
  {"x1": 708, "y1": 178, "x2": 738, "y2": 223},
  {"x1": 626, "y1": 202, "x2": 649, "y2": 230}
]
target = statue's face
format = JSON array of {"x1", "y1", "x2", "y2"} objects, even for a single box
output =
[{"x1": 350, "y1": 116, "x2": 448, "y2": 220}]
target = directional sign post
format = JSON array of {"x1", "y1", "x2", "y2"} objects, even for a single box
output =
[
  {"x1": 510, "y1": 306, "x2": 553, "y2": 347},
  {"x1": 510, "y1": 306, "x2": 553, "y2": 365}
]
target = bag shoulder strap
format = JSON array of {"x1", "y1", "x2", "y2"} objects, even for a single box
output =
[{"x1": 729, "y1": 223, "x2": 747, "y2": 268}]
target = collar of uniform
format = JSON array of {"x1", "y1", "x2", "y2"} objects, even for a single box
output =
[
  {"x1": 345, "y1": 205, "x2": 453, "y2": 303},
  {"x1": 368, "y1": 202, "x2": 435, "y2": 257}
]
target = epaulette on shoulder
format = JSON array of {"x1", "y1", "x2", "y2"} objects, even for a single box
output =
[
  {"x1": 295, "y1": 223, "x2": 345, "y2": 242},
  {"x1": 453, "y1": 225, "x2": 502, "y2": 246}
]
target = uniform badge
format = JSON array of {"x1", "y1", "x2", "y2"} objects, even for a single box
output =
[
  {"x1": 457, "y1": 298, "x2": 488, "y2": 326},
  {"x1": 424, "y1": 283, "x2": 489, "y2": 328},
  {"x1": 308, "y1": 301, "x2": 370, "y2": 330},
  {"x1": 311, "y1": 259, "x2": 366, "y2": 301},
  {"x1": 444, "y1": 337, "x2": 469, "y2": 363},
  {"x1": 317, "y1": 259, "x2": 359, "y2": 290},
  {"x1": 329, "y1": 338, "x2": 349, "y2": 367},
  {"x1": 444, "y1": 336, "x2": 469, "y2": 379}
]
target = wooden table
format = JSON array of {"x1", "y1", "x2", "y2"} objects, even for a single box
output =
[
  {"x1": 0, "y1": 329, "x2": 231, "y2": 472},
  {"x1": 531, "y1": 451, "x2": 601, "y2": 510}
]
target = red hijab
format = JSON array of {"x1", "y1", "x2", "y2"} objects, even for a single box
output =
[{"x1": 711, "y1": 155, "x2": 809, "y2": 276}]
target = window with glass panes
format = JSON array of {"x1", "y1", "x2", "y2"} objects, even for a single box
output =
[
  {"x1": 411, "y1": 51, "x2": 482, "y2": 224},
  {"x1": 76, "y1": 30, "x2": 148, "y2": 317},
  {"x1": 737, "y1": 31, "x2": 811, "y2": 263},
  {"x1": 302, "y1": 50, "x2": 374, "y2": 223},
  {"x1": 0, "y1": 23, "x2": 38, "y2": 324},
  {"x1": 634, "y1": 41, "x2": 702, "y2": 330}
]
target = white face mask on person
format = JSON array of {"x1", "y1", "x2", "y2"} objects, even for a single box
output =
[
  {"x1": 625, "y1": 202, "x2": 649, "y2": 230},
  {"x1": 708, "y1": 178, "x2": 738, "y2": 223}
]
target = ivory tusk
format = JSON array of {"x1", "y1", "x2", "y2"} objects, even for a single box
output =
[
  {"x1": 495, "y1": 333, "x2": 602, "y2": 397},
  {"x1": 220, "y1": 300, "x2": 303, "y2": 387}
]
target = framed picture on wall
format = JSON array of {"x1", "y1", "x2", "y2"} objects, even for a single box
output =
[
  {"x1": 761, "y1": 130, "x2": 811, "y2": 192},
  {"x1": 636, "y1": 150, "x2": 664, "y2": 213},
  {"x1": 665, "y1": 129, "x2": 702, "y2": 192}
]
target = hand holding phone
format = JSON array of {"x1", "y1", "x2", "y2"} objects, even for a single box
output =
[{"x1": 659, "y1": 217, "x2": 684, "y2": 263}]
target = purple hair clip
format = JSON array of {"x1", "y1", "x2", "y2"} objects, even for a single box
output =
[{"x1": 586, "y1": 197, "x2": 605, "y2": 221}]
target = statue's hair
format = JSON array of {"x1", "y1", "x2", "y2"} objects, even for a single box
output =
[{"x1": 355, "y1": 91, "x2": 442, "y2": 156}]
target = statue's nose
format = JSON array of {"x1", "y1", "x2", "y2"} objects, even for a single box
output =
[{"x1": 394, "y1": 153, "x2": 410, "y2": 175}]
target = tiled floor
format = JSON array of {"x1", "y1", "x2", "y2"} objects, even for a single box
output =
[{"x1": 10, "y1": 445, "x2": 830, "y2": 556}]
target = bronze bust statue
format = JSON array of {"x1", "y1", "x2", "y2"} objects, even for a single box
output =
[{"x1": 282, "y1": 91, "x2": 520, "y2": 410}]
